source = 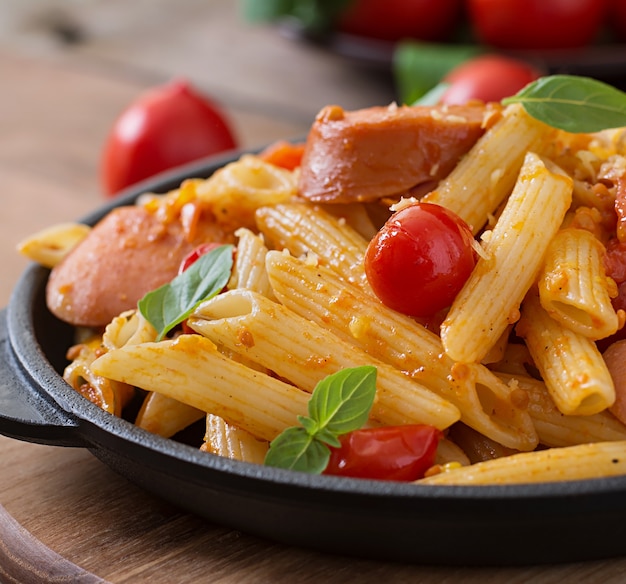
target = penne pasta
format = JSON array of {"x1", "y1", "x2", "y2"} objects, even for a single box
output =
[
  {"x1": 256, "y1": 203, "x2": 370, "y2": 288},
  {"x1": 422, "y1": 103, "x2": 553, "y2": 233},
  {"x1": 195, "y1": 154, "x2": 297, "y2": 231},
  {"x1": 517, "y1": 288, "x2": 616, "y2": 416},
  {"x1": 91, "y1": 335, "x2": 310, "y2": 442},
  {"x1": 497, "y1": 373, "x2": 626, "y2": 447},
  {"x1": 418, "y1": 441, "x2": 626, "y2": 485},
  {"x1": 189, "y1": 289, "x2": 461, "y2": 430},
  {"x1": 265, "y1": 250, "x2": 538, "y2": 451},
  {"x1": 201, "y1": 414, "x2": 268, "y2": 464},
  {"x1": 229, "y1": 227, "x2": 275, "y2": 299},
  {"x1": 63, "y1": 337, "x2": 134, "y2": 417},
  {"x1": 537, "y1": 227, "x2": 619, "y2": 340},
  {"x1": 440, "y1": 152, "x2": 573, "y2": 364},
  {"x1": 17, "y1": 222, "x2": 91, "y2": 268},
  {"x1": 135, "y1": 392, "x2": 205, "y2": 438}
]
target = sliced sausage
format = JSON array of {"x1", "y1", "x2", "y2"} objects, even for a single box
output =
[
  {"x1": 46, "y1": 205, "x2": 232, "y2": 327},
  {"x1": 298, "y1": 102, "x2": 493, "y2": 203}
]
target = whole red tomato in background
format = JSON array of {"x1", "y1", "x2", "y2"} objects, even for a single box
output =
[
  {"x1": 337, "y1": 0, "x2": 463, "y2": 42},
  {"x1": 100, "y1": 79, "x2": 237, "y2": 197},
  {"x1": 440, "y1": 54, "x2": 542, "y2": 104},
  {"x1": 609, "y1": 0, "x2": 626, "y2": 40},
  {"x1": 468, "y1": 0, "x2": 609, "y2": 50}
]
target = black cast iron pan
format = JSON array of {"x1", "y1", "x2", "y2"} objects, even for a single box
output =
[{"x1": 1, "y1": 152, "x2": 626, "y2": 567}]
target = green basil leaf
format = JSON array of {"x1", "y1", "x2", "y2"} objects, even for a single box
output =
[
  {"x1": 138, "y1": 244, "x2": 233, "y2": 341},
  {"x1": 307, "y1": 365, "x2": 377, "y2": 435},
  {"x1": 298, "y1": 415, "x2": 319, "y2": 435},
  {"x1": 393, "y1": 40, "x2": 483, "y2": 105},
  {"x1": 264, "y1": 366, "x2": 377, "y2": 474},
  {"x1": 264, "y1": 426, "x2": 331, "y2": 473},
  {"x1": 314, "y1": 427, "x2": 342, "y2": 448},
  {"x1": 503, "y1": 75, "x2": 626, "y2": 133}
]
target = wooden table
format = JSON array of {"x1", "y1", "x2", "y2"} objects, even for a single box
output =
[{"x1": 2, "y1": 3, "x2": 626, "y2": 581}]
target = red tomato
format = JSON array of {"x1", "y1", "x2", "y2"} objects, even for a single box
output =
[
  {"x1": 337, "y1": 0, "x2": 462, "y2": 42},
  {"x1": 609, "y1": 0, "x2": 626, "y2": 41},
  {"x1": 177, "y1": 242, "x2": 223, "y2": 274},
  {"x1": 364, "y1": 203, "x2": 476, "y2": 317},
  {"x1": 324, "y1": 425, "x2": 442, "y2": 481},
  {"x1": 440, "y1": 55, "x2": 542, "y2": 105},
  {"x1": 101, "y1": 79, "x2": 237, "y2": 197},
  {"x1": 468, "y1": 0, "x2": 609, "y2": 50}
]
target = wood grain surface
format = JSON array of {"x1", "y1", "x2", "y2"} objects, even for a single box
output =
[{"x1": 2, "y1": 2, "x2": 626, "y2": 582}]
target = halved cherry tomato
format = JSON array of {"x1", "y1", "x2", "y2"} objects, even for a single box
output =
[
  {"x1": 101, "y1": 79, "x2": 237, "y2": 197},
  {"x1": 364, "y1": 202, "x2": 476, "y2": 317},
  {"x1": 177, "y1": 242, "x2": 224, "y2": 275},
  {"x1": 468, "y1": 0, "x2": 608, "y2": 50},
  {"x1": 336, "y1": 0, "x2": 462, "y2": 43},
  {"x1": 440, "y1": 55, "x2": 542, "y2": 105},
  {"x1": 324, "y1": 425, "x2": 442, "y2": 481}
]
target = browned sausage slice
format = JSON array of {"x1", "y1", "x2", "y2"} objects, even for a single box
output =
[
  {"x1": 298, "y1": 102, "x2": 493, "y2": 203},
  {"x1": 46, "y1": 205, "x2": 231, "y2": 327}
]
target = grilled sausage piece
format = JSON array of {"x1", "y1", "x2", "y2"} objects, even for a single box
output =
[
  {"x1": 298, "y1": 102, "x2": 493, "y2": 203},
  {"x1": 46, "y1": 205, "x2": 231, "y2": 327}
]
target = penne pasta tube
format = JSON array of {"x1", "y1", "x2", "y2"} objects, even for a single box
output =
[
  {"x1": 101, "y1": 309, "x2": 204, "y2": 437},
  {"x1": 63, "y1": 337, "x2": 134, "y2": 417},
  {"x1": 517, "y1": 288, "x2": 616, "y2": 416},
  {"x1": 418, "y1": 441, "x2": 626, "y2": 485},
  {"x1": 537, "y1": 227, "x2": 619, "y2": 340},
  {"x1": 194, "y1": 154, "x2": 297, "y2": 231},
  {"x1": 255, "y1": 203, "x2": 370, "y2": 288},
  {"x1": 498, "y1": 373, "x2": 626, "y2": 447},
  {"x1": 441, "y1": 152, "x2": 573, "y2": 364},
  {"x1": 17, "y1": 222, "x2": 91, "y2": 268},
  {"x1": 189, "y1": 289, "x2": 461, "y2": 430},
  {"x1": 422, "y1": 104, "x2": 553, "y2": 233},
  {"x1": 201, "y1": 414, "x2": 268, "y2": 464},
  {"x1": 91, "y1": 335, "x2": 310, "y2": 442},
  {"x1": 265, "y1": 250, "x2": 538, "y2": 451},
  {"x1": 229, "y1": 227, "x2": 275, "y2": 299},
  {"x1": 135, "y1": 392, "x2": 205, "y2": 438}
]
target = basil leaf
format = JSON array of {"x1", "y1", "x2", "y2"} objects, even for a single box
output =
[
  {"x1": 264, "y1": 426, "x2": 331, "y2": 473},
  {"x1": 503, "y1": 75, "x2": 626, "y2": 133},
  {"x1": 138, "y1": 244, "x2": 233, "y2": 341},
  {"x1": 308, "y1": 365, "x2": 377, "y2": 435},
  {"x1": 393, "y1": 40, "x2": 483, "y2": 105},
  {"x1": 264, "y1": 366, "x2": 377, "y2": 473}
]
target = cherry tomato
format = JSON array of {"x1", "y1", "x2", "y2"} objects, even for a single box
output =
[
  {"x1": 324, "y1": 425, "x2": 442, "y2": 481},
  {"x1": 468, "y1": 0, "x2": 609, "y2": 50},
  {"x1": 440, "y1": 55, "x2": 542, "y2": 105},
  {"x1": 337, "y1": 0, "x2": 462, "y2": 43},
  {"x1": 177, "y1": 242, "x2": 224, "y2": 274},
  {"x1": 364, "y1": 203, "x2": 476, "y2": 317},
  {"x1": 101, "y1": 79, "x2": 237, "y2": 197}
]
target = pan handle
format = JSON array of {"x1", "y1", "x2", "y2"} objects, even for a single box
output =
[{"x1": 0, "y1": 308, "x2": 84, "y2": 448}]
